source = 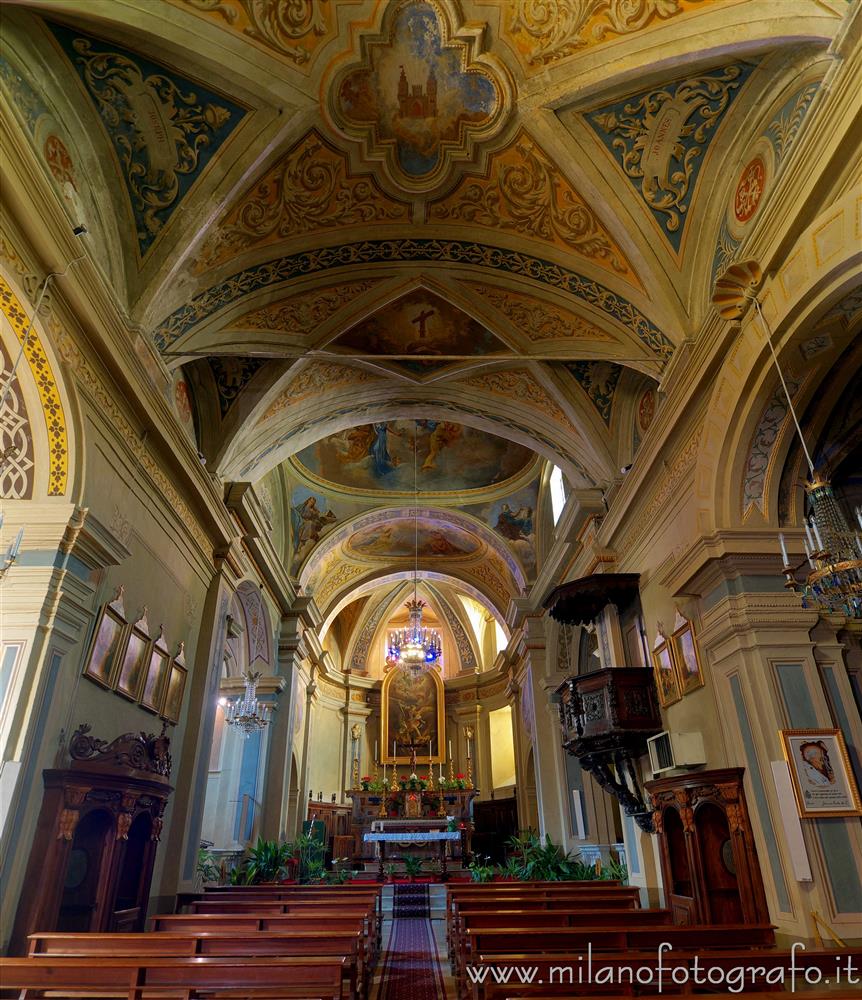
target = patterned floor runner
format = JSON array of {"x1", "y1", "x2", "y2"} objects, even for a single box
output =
[{"x1": 377, "y1": 918, "x2": 447, "y2": 1000}]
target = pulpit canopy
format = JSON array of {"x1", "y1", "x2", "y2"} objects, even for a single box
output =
[{"x1": 544, "y1": 573, "x2": 641, "y2": 625}]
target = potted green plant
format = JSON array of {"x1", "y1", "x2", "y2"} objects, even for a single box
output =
[
  {"x1": 384, "y1": 862, "x2": 397, "y2": 883},
  {"x1": 196, "y1": 847, "x2": 220, "y2": 887},
  {"x1": 403, "y1": 854, "x2": 424, "y2": 882}
]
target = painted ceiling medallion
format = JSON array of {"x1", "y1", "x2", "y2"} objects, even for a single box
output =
[{"x1": 325, "y1": 0, "x2": 511, "y2": 194}]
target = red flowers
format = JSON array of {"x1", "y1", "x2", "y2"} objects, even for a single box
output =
[{"x1": 456, "y1": 773, "x2": 465, "y2": 779}]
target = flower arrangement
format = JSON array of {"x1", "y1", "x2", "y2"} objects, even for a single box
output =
[
  {"x1": 360, "y1": 776, "x2": 385, "y2": 792},
  {"x1": 440, "y1": 773, "x2": 468, "y2": 790},
  {"x1": 398, "y1": 773, "x2": 428, "y2": 790}
]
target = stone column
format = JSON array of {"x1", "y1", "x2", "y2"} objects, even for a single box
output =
[
  {"x1": 0, "y1": 505, "x2": 129, "y2": 950},
  {"x1": 161, "y1": 563, "x2": 235, "y2": 894}
]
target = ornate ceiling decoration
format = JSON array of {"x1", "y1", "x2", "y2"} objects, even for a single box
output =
[
  {"x1": 461, "y1": 281, "x2": 616, "y2": 345},
  {"x1": 174, "y1": 0, "x2": 345, "y2": 69},
  {"x1": 328, "y1": 286, "x2": 509, "y2": 380},
  {"x1": 581, "y1": 60, "x2": 758, "y2": 255},
  {"x1": 324, "y1": 0, "x2": 513, "y2": 196},
  {"x1": 502, "y1": 0, "x2": 712, "y2": 72},
  {"x1": 429, "y1": 130, "x2": 640, "y2": 287},
  {"x1": 233, "y1": 279, "x2": 384, "y2": 334},
  {"x1": 47, "y1": 20, "x2": 249, "y2": 261},
  {"x1": 193, "y1": 129, "x2": 410, "y2": 273}
]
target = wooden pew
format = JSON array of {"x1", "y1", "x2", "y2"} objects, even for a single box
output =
[
  {"x1": 0, "y1": 954, "x2": 348, "y2": 1000},
  {"x1": 151, "y1": 912, "x2": 377, "y2": 971},
  {"x1": 27, "y1": 930, "x2": 365, "y2": 1000},
  {"x1": 185, "y1": 899, "x2": 380, "y2": 951},
  {"x1": 446, "y1": 887, "x2": 640, "y2": 956},
  {"x1": 452, "y1": 909, "x2": 672, "y2": 979}
]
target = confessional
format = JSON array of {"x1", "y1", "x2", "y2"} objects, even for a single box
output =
[
  {"x1": 9, "y1": 724, "x2": 173, "y2": 954},
  {"x1": 645, "y1": 767, "x2": 769, "y2": 926}
]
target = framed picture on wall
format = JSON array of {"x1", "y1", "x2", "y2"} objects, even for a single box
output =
[
  {"x1": 161, "y1": 642, "x2": 187, "y2": 724},
  {"x1": 140, "y1": 627, "x2": 170, "y2": 713},
  {"x1": 781, "y1": 728, "x2": 862, "y2": 818},
  {"x1": 671, "y1": 613, "x2": 705, "y2": 695},
  {"x1": 651, "y1": 635, "x2": 681, "y2": 707},
  {"x1": 82, "y1": 588, "x2": 127, "y2": 688},
  {"x1": 114, "y1": 611, "x2": 150, "y2": 700}
]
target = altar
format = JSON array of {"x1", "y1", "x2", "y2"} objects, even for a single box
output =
[
  {"x1": 364, "y1": 830, "x2": 461, "y2": 881},
  {"x1": 345, "y1": 788, "x2": 477, "y2": 859}
]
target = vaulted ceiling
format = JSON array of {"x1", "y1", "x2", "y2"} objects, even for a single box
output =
[{"x1": 1, "y1": 0, "x2": 850, "y2": 666}]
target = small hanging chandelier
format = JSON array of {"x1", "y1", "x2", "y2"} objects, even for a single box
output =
[
  {"x1": 224, "y1": 670, "x2": 270, "y2": 737},
  {"x1": 387, "y1": 422, "x2": 442, "y2": 674},
  {"x1": 714, "y1": 262, "x2": 862, "y2": 619}
]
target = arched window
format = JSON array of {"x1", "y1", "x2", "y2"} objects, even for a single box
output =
[{"x1": 549, "y1": 465, "x2": 567, "y2": 524}]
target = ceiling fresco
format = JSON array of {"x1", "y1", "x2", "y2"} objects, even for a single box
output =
[
  {"x1": 329, "y1": 0, "x2": 504, "y2": 188},
  {"x1": 2, "y1": 0, "x2": 847, "y2": 671},
  {"x1": 291, "y1": 420, "x2": 536, "y2": 496},
  {"x1": 330, "y1": 287, "x2": 508, "y2": 377},
  {"x1": 346, "y1": 518, "x2": 481, "y2": 559}
]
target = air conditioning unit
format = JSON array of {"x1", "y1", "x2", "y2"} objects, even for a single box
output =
[{"x1": 647, "y1": 731, "x2": 706, "y2": 775}]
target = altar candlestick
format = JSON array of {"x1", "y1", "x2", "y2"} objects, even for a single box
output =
[
  {"x1": 448, "y1": 739, "x2": 452, "y2": 759},
  {"x1": 393, "y1": 741, "x2": 396, "y2": 759},
  {"x1": 428, "y1": 740, "x2": 432, "y2": 761},
  {"x1": 374, "y1": 740, "x2": 378, "y2": 762}
]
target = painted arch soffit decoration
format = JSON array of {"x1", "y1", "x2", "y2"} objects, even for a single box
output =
[
  {"x1": 152, "y1": 240, "x2": 674, "y2": 359},
  {"x1": 321, "y1": 570, "x2": 509, "y2": 639},
  {"x1": 580, "y1": 59, "x2": 759, "y2": 257},
  {"x1": 323, "y1": 0, "x2": 514, "y2": 197},
  {"x1": 45, "y1": 20, "x2": 250, "y2": 264},
  {"x1": 300, "y1": 505, "x2": 528, "y2": 595}
]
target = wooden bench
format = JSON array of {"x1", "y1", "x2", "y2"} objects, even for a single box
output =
[
  {"x1": 0, "y1": 954, "x2": 348, "y2": 1000},
  {"x1": 151, "y1": 913, "x2": 377, "y2": 969},
  {"x1": 184, "y1": 900, "x2": 379, "y2": 952},
  {"x1": 27, "y1": 930, "x2": 365, "y2": 1000},
  {"x1": 446, "y1": 888, "x2": 640, "y2": 955},
  {"x1": 451, "y1": 909, "x2": 672, "y2": 979}
]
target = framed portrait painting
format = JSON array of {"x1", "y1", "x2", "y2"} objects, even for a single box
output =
[
  {"x1": 114, "y1": 611, "x2": 150, "y2": 700},
  {"x1": 162, "y1": 649, "x2": 187, "y2": 725},
  {"x1": 781, "y1": 728, "x2": 862, "y2": 818},
  {"x1": 140, "y1": 627, "x2": 171, "y2": 714},
  {"x1": 82, "y1": 589, "x2": 127, "y2": 688},
  {"x1": 651, "y1": 637, "x2": 681, "y2": 708},
  {"x1": 671, "y1": 616, "x2": 704, "y2": 695}
]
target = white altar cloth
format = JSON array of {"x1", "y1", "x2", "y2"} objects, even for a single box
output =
[{"x1": 363, "y1": 831, "x2": 460, "y2": 842}]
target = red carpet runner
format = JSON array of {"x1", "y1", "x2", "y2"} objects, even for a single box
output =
[{"x1": 378, "y1": 918, "x2": 446, "y2": 1000}]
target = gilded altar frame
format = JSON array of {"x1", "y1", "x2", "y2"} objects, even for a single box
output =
[{"x1": 381, "y1": 666, "x2": 445, "y2": 765}]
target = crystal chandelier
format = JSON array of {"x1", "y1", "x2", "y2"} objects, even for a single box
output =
[
  {"x1": 224, "y1": 670, "x2": 270, "y2": 737},
  {"x1": 388, "y1": 597, "x2": 442, "y2": 674},
  {"x1": 387, "y1": 422, "x2": 442, "y2": 674},
  {"x1": 782, "y1": 481, "x2": 862, "y2": 618},
  {"x1": 714, "y1": 261, "x2": 862, "y2": 619}
]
